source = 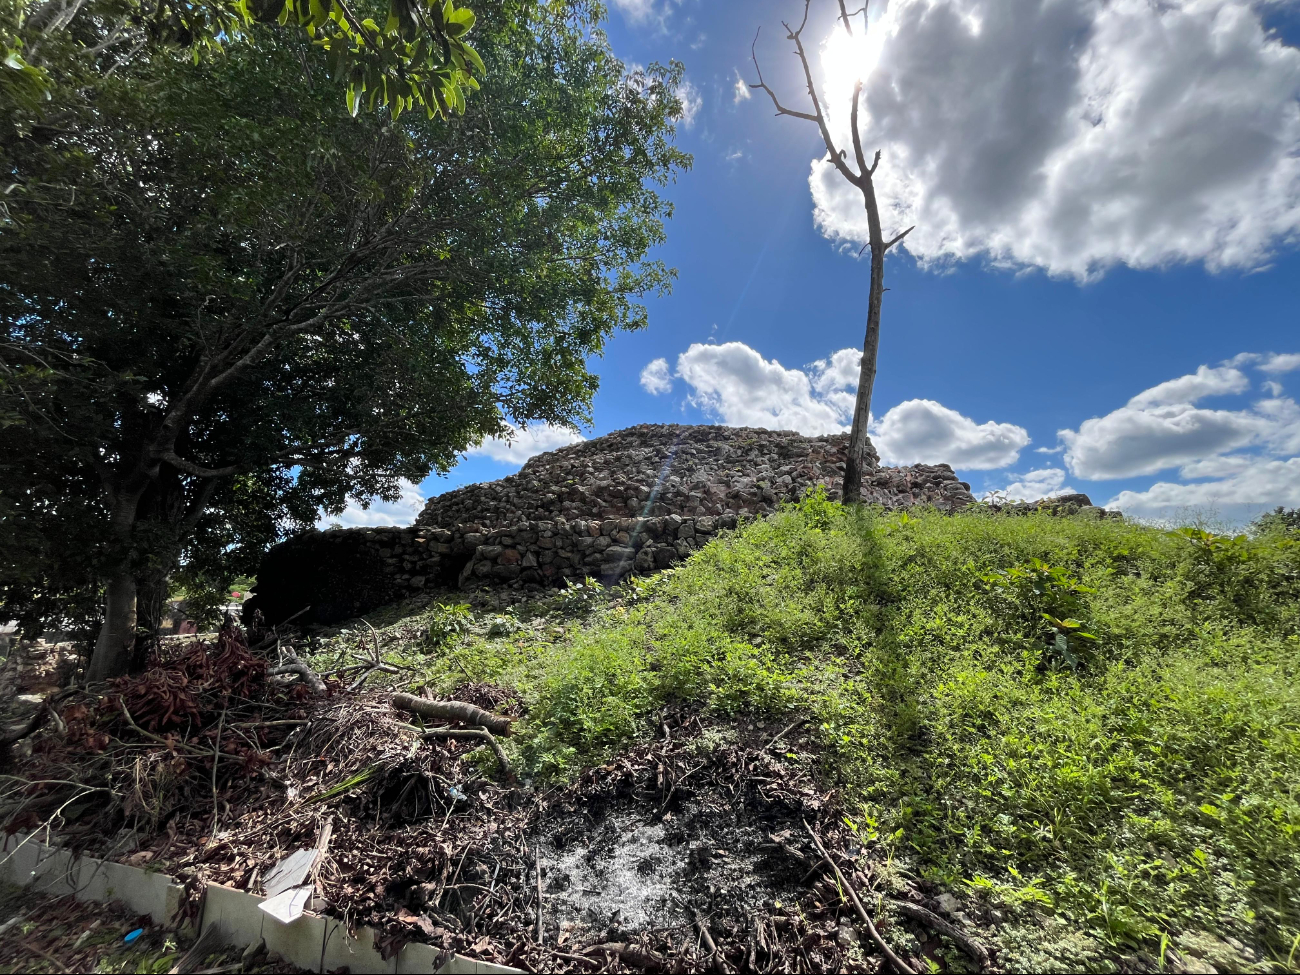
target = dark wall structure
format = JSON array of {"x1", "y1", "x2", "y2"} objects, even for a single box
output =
[{"x1": 246, "y1": 424, "x2": 980, "y2": 624}]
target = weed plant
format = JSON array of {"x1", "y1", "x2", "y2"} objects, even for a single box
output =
[{"x1": 389, "y1": 493, "x2": 1300, "y2": 970}]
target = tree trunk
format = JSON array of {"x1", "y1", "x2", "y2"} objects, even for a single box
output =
[
  {"x1": 86, "y1": 487, "x2": 146, "y2": 682},
  {"x1": 842, "y1": 251, "x2": 882, "y2": 503},
  {"x1": 87, "y1": 569, "x2": 137, "y2": 682},
  {"x1": 843, "y1": 232, "x2": 886, "y2": 504}
]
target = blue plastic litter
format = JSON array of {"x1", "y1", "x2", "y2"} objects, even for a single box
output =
[{"x1": 124, "y1": 928, "x2": 143, "y2": 943}]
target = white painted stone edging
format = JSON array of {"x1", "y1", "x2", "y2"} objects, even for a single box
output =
[{"x1": 2, "y1": 833, "x2": 518, "y2": 974}]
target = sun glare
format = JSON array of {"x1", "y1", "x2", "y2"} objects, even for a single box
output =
[{"x1": 819, "y1": 23, "x2": 885, "y2": 101}]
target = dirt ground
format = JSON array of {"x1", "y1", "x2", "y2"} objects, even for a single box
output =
[
  {"x1": 1, "y1": 629, "x2": 990, "y2": 974},
  {"x1": 0, "y1": 880, "x2": 304, "y2": 974}
]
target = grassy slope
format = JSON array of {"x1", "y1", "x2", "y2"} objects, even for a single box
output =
[{"x1": 360, "y1": 498, "x2": 1300, "y2": 972}]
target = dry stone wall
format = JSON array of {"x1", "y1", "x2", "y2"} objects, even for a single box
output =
[{"x1": 247, "y1": 424, "x2": 977, "y2": 624}]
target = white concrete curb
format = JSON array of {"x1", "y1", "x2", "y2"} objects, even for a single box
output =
[{"x1": 2, "y1": 833, "x2": 518, "y2": 974}]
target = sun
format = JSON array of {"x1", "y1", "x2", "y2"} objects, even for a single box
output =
[{"x1": 819, "y1": 21, "x2": 886, "y2": 101}]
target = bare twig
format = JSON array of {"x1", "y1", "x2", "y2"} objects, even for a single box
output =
[
  {"x1": 361, "y1": 619, "x2": 383, "y2": 665},
  {"x1": 763, "y1": 717, "x2": 809, "y2": 752},
  {"x1": 0, "y1": 785, "x2": 108, "y2": 871},
  {"x1": 687, "y1": 902, "x2": 732, "y2": 974},
  {"x1": 0, "y1": 688, "x2": 78, "y2": 747},
  {"x1": 885, "y1": 226, "x2": 916, "y2": 250},
  {"x1": 118, "y1": 703, "x2": 212, "y2": 756},
  {"x1": 422, "y1": 728, "x2": 512, "y2": 779},
  {"x1": 19, "y1": 936, "x2": 66, "y2": 969},
  {"x1": 892, "y1": 899, "x2": 989, "y2": 970},
  {"x1": 209, "y1": 705, "x2": 227, "y2": 834},
  {"x1": 534, "y1": 848, "x2": 544, "y2": 943},
  {"x1": 803, "y1": 820, "x2": 913, "y2": 974}
]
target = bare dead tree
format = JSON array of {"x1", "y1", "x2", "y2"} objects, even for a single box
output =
[{"x1": 751, "y1": 0, "x2": 913, "y2": 504}]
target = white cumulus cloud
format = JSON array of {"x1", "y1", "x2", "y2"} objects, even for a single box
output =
[
  {"x1": 1062, "y1": 404, "x2": 1264, "y2": 479},
  {"x1": 609, "y1": 0, "x2": 684, "y2": 30},
  {"x1": 871, "y1": 399, "x2": 1030, "y2": 469},
  {"x1": 1126, "y1": 365, "x2": 1251, "y2": 409},
  {"x1": 1260, "y1": 352, "x2": 1300, "y2": 375},
  {"x1": 809, "y1": 0, "x2": 1300, "y2": 280},
  {"x1": 467, "y1": 422, "x2": 585, "y2": 465},
  {"x1": 676, "y1": 77, "x2": 702, "y2": 128},
  {"x1": 995, "y1": 467, "x2": 1074, "y2": 502},
  {"x1": 733, "y1": 68, "x2": 752, "y2": 104},
  {"x1": 609, "y1": 0, "x2": 658, "y2": 24},
  {"x1": 676, "y1": 342, "x2": 850, "y2": 434},
  {"x1": 1107, "y1": 457, "x2": 1300, "y2": 524},
  {"x1": 325, "y1": 480, "x2": 425, "y2": 529},
  {"x1": 1059, "y1": 358, "x2": 1300, "y2": 479},
  {"x1": 668, "y1": 341, "x2": 1026, "y2": 469},
  {"x1": 640, "y1": 357, "x2": 674, "y2": 395},
  {"x1": 1039, "y1": 353, "x2": 1300, "y2": 521},
  {"x1": 810, "y1": 347, "x2": 863, "y2": 420}
]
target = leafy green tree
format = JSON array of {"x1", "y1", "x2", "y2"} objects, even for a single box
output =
[
  {"x1": 1250, "y1": 507, "x2": 1300, "y2": 537},
  {"x1": 0, "y1": 0, "x2": 690, "y2": 679},
  {"x1": 2, "y1": 0, "x2": 481, "y2": 119}
]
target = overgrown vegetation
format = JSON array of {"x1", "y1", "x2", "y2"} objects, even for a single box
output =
[
  {"x1": 345, "y1": 496, "x2": 1300, "y2": 971},
  {"x1": 2, "y1": 0, "x2": 689, "y2": 677}
]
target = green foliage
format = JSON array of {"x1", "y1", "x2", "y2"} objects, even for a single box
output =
[
  {"x1": 1, "y1": 1, "x2": 690, "y2": 659},
  {"x1": 978, "y1": 558, "x2": 1099, "y2": 670},
  {"x1": 422, "y1": 602, "x2": 472, "y2": 650},
  {"x1": 1251, "y1": 506, "x2": 1300, "y2": 538},
  {"x1": 553, "y1": 576, "x2": 606, "y2": 614},
  {"x1": 396, "y1": 500, "x2": 1300, "y2": 969},
  {"x1": 2, "y1": 0, "x2": 481, "y2": 119}
]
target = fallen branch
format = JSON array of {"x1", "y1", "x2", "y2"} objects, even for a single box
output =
[
  {"x1": 362, "y1": 618, "x2": 383, "y2": 664},
  {"x1": 346, "y1": 663, "x2": 399, "y2": 694},
  {"x1": 0, "y1": 704, "x2": 50, "y2": 749},
  {"x1": 584, "y1": 943, "x2": 666, "y2": 969},
  {"x1": 209, "y1": 705, "x2": 227, "y2": 834},
  {"x1": 694, "y1": 904, "x2": 731, "y2": 974},
  {"x1": 535, "y1": 848, "x2": 544, "y2": 943},
  {"x1": 551, "y1": 950, "x2": 602, "y2": 970},
  {"x1": 118, "y1": 703, "x2": 213, "y2": 756},
  {"x1": 268, "y1": 652, "x2": 326, "y2": 696},
  {"x1": 0, "y1": 688, "x2": 77, "y2": 747},
  {"x1": 803, "y1": 820, "x2": 913, "y2": 975},
  {"x1": 422, "y1": 728, "x2": 512, "y2": 779},
  {"x1": 391, "y1": 693, "x2": 512, "y2": 736},
  {"x1": 19, "y1": 936, "x2": 65, "y2": 970},
  {"x1": 892, "y1": 899, "x2": 989, "y2": 970}
]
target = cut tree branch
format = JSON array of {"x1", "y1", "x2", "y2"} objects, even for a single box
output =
[{"x1": 392, "y1": 693, "x2": 513, "y2": 736}]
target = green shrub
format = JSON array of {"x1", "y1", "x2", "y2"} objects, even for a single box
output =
[{"x1": 388, "y1": 497, "x2": 1298, "y2": 969}]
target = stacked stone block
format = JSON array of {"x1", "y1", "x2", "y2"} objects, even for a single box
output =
[{"x1": 248, "y1": 424, "x2": 977, "y2": 623}]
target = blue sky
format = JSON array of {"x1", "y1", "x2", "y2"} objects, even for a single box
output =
[{"x1": 338, "y1": 0, "x2": 1300, "y2": 528}]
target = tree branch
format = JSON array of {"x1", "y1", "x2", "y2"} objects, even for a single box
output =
[
  {"x1": 884, "y1": 226, "x2": 915, "y2": 250},
  {"x1": 749, "y1": 29, "x2": 818, "y2": 123},
  {"x1": 157, "y1": 429, "x2": 363, "y2": 479},
  {"x1": 836, "y1": 0, "x2": 869, "y2": 36},
  {"x1": 749, "y1": 14, "x2": 863, "y2": 191}
]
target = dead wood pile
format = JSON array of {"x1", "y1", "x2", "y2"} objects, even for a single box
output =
[{"x1": 3, "y1": 632, "x2": 987, "y2": 973}]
